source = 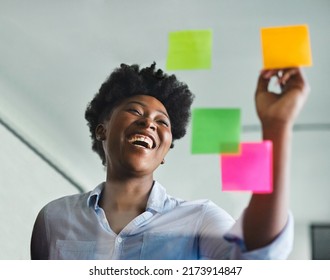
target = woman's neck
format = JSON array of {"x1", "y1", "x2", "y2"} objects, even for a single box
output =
[
  {"x1": 99, "y1": 176, "x2": 154, "y2": 234},
  {"x1": 100, "y1": 176, "x2": 154, "y2": 212}
]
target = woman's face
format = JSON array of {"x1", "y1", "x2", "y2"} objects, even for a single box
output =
[{"x1": 99, "y1": 95, "x2": 173, "y2": 179}]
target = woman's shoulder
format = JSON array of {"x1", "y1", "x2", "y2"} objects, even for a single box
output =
[
  {"x1": 42, "y1": 182, "x2": 103, "y2": 212},
  {"x1": 39, "y1": 192, "x2": 90, "y2": 217}
]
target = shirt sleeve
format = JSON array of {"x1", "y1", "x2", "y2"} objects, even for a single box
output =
[
  {"x1": 223, "y1": 209, "x2": 294, "y2": 259},
  {"x1": 198, "y1": 201, "x2": 237, "y2": 259},
  {"x1": 30, "y1": 206, "x2": 49, "y2": 260}
]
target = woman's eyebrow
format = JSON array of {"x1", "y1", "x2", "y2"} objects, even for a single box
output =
[{"x1": 126, "y1": 100, "x2": 170, "y2": 119}]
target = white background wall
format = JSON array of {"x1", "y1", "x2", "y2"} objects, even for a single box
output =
[{"x1": 0, "y1": 0, "x2": 329, "y2": 259}]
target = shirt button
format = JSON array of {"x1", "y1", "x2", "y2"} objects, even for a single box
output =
[{"x1": 117, "y1": 237, "x2": 123, "y2": 243}]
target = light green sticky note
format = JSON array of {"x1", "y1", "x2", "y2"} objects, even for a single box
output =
[
  {"x1": 191, "y1": 108, "x2": 241, "y2": 154},
  {"x1": 166, "y1": 30, "x2": 212, "y2": 70}
]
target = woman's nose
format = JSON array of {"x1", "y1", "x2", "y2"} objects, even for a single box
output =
[{"x1": 136, "y1": 117, "x2": 156, "y2": 131}]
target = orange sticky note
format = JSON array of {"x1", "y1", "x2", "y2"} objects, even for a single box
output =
[{"x1": 261, "y1": 24, "x2": 312, "y2": 69}]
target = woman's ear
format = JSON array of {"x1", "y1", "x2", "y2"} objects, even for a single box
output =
[{"x1": 95, "y1": 124, "x2": 106, "y2": 141}]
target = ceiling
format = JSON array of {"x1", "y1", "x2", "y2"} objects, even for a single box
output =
[{"x1": 1, "y1": 0, "x2": 329, "y2": 259}]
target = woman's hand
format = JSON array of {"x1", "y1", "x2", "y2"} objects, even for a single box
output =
[{"x1": 255, "y1": 68, "x2": 310, "y2": 129}]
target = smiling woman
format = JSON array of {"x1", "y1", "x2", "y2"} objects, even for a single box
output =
[
  {"x1": 85, "y1": 63, "x2": 193, "y2": 166},
  {"x1": 96, "y1": 95, "x2": 173, "y2": 181},
  {"x1": 30, "y1": 63, "x2": 309, "y2": 260}
]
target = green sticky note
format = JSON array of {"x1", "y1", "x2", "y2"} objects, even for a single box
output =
[
  {"x1": 191, "y1": 108, "x2": 241, "y2": 154},
  {"x1": 166, "y1": 30, "x2": 212, "y2": 70}
]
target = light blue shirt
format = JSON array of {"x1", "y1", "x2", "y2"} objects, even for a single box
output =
[{"x1": 31, "y1": 181, "x2": 293, "y2": 259}]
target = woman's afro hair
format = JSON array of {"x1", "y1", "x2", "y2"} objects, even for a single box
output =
[{"x1": 85, "y1": 62, "x2": 195, "y2": 165}]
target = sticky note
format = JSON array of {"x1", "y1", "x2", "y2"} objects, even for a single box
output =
[
  {"x1": 191, "y1": 108, "x2": 240, "y2": 154},
  {"x1": 261, "y1": 24, "x2": 312, "y2": 69},
  {"x1": 221, "y1": 141, "x2": 273, "y2": 193},
  {"x1": 166, "y1": 30, "x2": 212, "y2": 70}
]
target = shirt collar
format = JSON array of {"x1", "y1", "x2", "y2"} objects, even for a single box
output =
[
  {"x1": 86, "y1": 181, "x2": 168, "y2": 213},
  {"x1": 87, "y1": 182, "x2": 104, "y2": 209},
  {"x1": 145, "y1": 181, "x2": 167, "y2": 213}
]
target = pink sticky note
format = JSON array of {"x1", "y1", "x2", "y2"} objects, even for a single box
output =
[{"x1": 220, "y1": 141, "x2": 273, "y2": 193}]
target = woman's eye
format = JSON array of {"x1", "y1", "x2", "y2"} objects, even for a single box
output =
[
  {"x1": 128, "y1": 108, "x2": 141, "y2": 115},
  {"x1": 158, "y1": 119, "x2": 169, "y2": 127}
]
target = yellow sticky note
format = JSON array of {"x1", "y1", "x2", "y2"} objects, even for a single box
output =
[
  {"x1": 166, "y1": 30, "x2": 212, "y2": 70},
  {"x1": 261, "y1": 24, "x2": 312, "y2": 69}
]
